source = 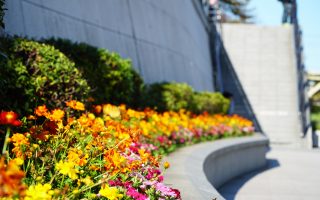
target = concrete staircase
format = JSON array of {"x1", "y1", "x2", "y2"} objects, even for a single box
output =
[{"x1": 220, "y1": 23, "x2": 304, "y2": 147}]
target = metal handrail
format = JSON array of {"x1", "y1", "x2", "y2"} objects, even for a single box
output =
[{"x1": 290, "y1": 0, "x2": 311, "y2": 136}]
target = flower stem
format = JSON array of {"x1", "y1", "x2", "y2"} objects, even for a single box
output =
[
  {"x1": 2, "y1": 127, "x2": 10, "y2": 156},
  {"x1": 60, "y1": 175, "x2": 65, "y2": 188}
]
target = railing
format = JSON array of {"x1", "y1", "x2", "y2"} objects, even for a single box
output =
[{"x1": 290, "y1": 0, "x2": 311, "y2": 136}]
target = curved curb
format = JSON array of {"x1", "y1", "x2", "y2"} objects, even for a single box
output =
[{"x1": 163, "y1": 134, "x2": 269, "y2": 200}]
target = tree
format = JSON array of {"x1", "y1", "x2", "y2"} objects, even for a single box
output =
[{"x1": 220, "y1": 0, "x2": 253, "y2": 23}]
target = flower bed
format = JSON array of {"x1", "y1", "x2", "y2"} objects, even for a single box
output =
[{"x1": 0, "y1": 102, "x2": 254, "y2": 199}]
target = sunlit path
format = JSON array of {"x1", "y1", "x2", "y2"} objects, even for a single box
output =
[{"x1": 219, "y1": 147, "x2": 320, "y2": 200}]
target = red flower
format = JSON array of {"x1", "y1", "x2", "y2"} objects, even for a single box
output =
[
  {"x1": 0, "y1": 111, "x2": 22, "y2": 127},
  {"x1": 43, "y1": 121, "x2": 58, "y2": 135}
]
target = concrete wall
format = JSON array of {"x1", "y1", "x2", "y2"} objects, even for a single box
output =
[
  {"x1": 4, "y1": 0, "x2": 214, "y2": 91},
  {"x1": 163, "y1": 134, "x2": 269, "y2": 200},
  {"x1": 221, "y1": 23, "x2": 303, "y2": 147}
]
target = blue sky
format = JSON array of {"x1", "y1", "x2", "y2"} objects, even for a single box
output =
[{"x1": 248, "y1": 0, "x2": 320, "y2": 73}]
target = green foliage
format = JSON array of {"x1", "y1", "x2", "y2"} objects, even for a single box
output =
[
  {"x1": 311, "y1": 105, "x2": 320, "y2": 130},
  {"x1": 144, "y1": 82, "x2": 229, "y2": 114},
  {"x1": 0, "y1": 37, "x2": 90, "y2": 114},
  {"x1": 311, "y1": 93, "x2": 320, "y2": 130},
  {"x1": 189, "y1": 92, "x2": 230, "y2": 114},
  {"x1": 44, "y1": 38, "x2": 144, "y2": 107},
  {"x1": 0, "y1": 37, "x2": 229, "y2": 116},
  {"x1": 311, "y1": 92, "x2": 320, "y2": 103},
  {"x1": 144, "y1": 82, "x2": 194, "y2": 112}
]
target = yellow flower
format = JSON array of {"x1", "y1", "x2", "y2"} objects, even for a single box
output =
[
  {"x1": 25, "y1": 183, "x2": 52, "y2": 200},
  {"x1": 56, "y1": 160, "x2": 78, "y2": 180},
  {"x1": 99, "y1": 185, "x2": 123, "y2": 200},
  {"x1": 103, "y1": 104, "x2": 121, "y2": 118},
  {"x1": 81, "y1": 176, "x2": 94, "y2": 186},
  {"x1": 49, "y1": 109, "x2": 65, "y2": 121},
  {"x1": 163, "y1": 161, "x2": 170, "y2": 169},
  {"x1": 88, "y1": 113, "x2": 95, "y2": 120},
  {"x1": 12, "y1": 158, "x2": 24, "y2": 166}
]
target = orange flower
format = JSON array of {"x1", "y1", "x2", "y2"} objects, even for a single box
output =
[
  {"x1": 89, "y1": 165, "x2": 100, "y2": 171},
  {"x1": 9, "y1": 133, "x2": 30, "y2": 159},
  {"x1": 34, "y1": 105, "x2": 49, "y2": 117},
  {"x1": 66, "y1": 100, "x2": 85, "y2": 111},
  {"x1": 93, "y1": 105, "x2": 102, "y2": 115},
  {"x1": 27, "y1": 115, "x2": 37, "y2": 120},
  {"x1": 0, "y1": 111, "x2": 22, "y2": 127},
  {"x1": 104, "y1": 149, "x2": 127, "y2": 174},
  {"x1": 0, "y1": 157, "x2": 26, "y2": 197},
  {"x1": 67, "y1": 149, "x2": 88, "y2": 167},
  {"x1": 138, "y1": 149, "x2": 150, "y2": 163}
]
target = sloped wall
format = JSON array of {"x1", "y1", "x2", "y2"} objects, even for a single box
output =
[{"x1": 4, "y1": 0, "x2": 214, "y2": 91}]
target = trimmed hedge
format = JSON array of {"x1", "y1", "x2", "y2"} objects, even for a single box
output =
[
  {"x1": 43, "y1": 39, "x2": 229, "y2": 114},
  {"x1": 189, "y1": 92, "x2": 230, "y2": 114},
  {"x1": 0, "y1": 37, "x2": 90, "y2": 114},
  {"x1": 1, "y1": 37, "x2": 230, "y2": 115},
  {"x1": 144, "y1": 82, "x2": 230, "y2": 114},
  {"x1": 144, "y1": 82, "x2": 193, "y2": 112},
  {"x1": 44, "y1": 38, "x2": 144, "y2": 107},
  {"x1": 311, "y1": 105, "x2": 320, "y2": 130}
]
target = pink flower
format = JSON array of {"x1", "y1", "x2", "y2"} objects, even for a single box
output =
[
  {"x1": 158, "y1": 175, "x2": 164, "y2": 182},
  {"x1": 155, "y1": 182, "x2": 177, "y2": 197},
  {"x1": 157, "y1": 136, "x2": 165, "y2": 143},
  {"x1": 126, "y1": 187, "x2": 149, "y2": 200},
  {"x1": 143, "y1": 180, "x2": 156, "y2": 186},
  {"x1": 179, "y1": 138, "x2": 185, "y2": 143}
]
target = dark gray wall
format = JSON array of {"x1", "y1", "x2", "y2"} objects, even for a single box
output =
[{"x1": 4, "y1": 0, "x2": 214, "y2": 91}]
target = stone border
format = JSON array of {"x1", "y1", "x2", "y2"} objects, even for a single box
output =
[{"x1": 163, "y1": 134, "x2": 269, "y2": 200}]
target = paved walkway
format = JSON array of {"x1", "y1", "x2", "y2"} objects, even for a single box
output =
[{"x1": 219, "y1": 147, "x2": 320, "y2": 200}]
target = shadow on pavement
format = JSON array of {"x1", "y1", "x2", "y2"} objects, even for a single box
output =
[{"x1": 218, "y1": 159, "x2": 280, "y2": 200}]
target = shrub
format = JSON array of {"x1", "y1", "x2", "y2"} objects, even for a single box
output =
[
  {"x1": 0, "y1": 37, "x2": 90, "y2": 114},
  {"x1": 44, "y1": 38, "x2": 144, "y2": 107},
  {"x1": 144, "y1": 82, "x2": 194, "y2": 112},
  {"x1": 311, "y1": 105, "x2": 320, "y2": 130},
  {"x1": 144, "y1": 82, "x2": 230, "y2": 114},
  {"x1": 189, "y1": 92, "x2": 230, "y2": 114}
]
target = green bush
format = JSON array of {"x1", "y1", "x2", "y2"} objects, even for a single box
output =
[
  {"x1": 189, "y1": 92, "x2": 230, "y2": 114},
  {"x1": 44, "y1": 38, "x2": 144, "y2": 107},
  {"x1": 144, "y1": 82, "x2": 194, "y2": 112},
  {"x1": 144, "y1": 82, "x2": 230, "y2": 114},
  {"x1": 311, "y1": 105, "x2": 320, "y2": 130},
  {"x1": 0, "y1": 37, "x2": 90, "y2": 114}
]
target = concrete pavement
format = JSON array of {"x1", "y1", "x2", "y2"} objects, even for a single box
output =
[{"x1": 219, "y1": 147, "x2": 320, "y2": 200}]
